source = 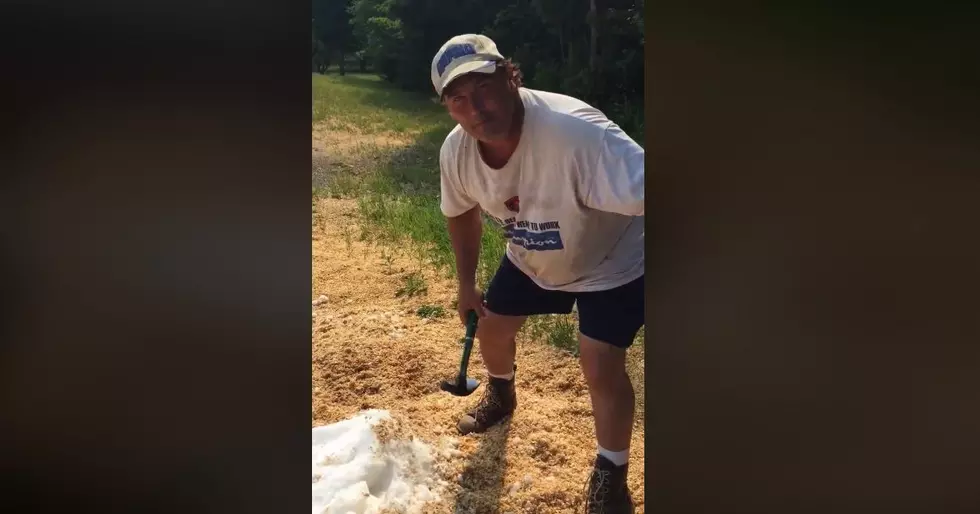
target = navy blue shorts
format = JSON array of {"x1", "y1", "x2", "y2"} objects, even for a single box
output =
[{"x1": 484, "y1": 255, "x2": 645, "y2": 348}]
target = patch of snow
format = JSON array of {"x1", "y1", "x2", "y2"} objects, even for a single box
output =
[{"x1": 312, "y1": 409, "x2": 442, "y2": 514}]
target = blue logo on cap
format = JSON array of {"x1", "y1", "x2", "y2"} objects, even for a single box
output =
[{"x1": 437, "y1": 43, "x2": 477, "y2": 76}]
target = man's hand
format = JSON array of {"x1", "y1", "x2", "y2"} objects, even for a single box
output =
[{"x1": 456, "y1": 284, "x2": 488, "y2": 324}]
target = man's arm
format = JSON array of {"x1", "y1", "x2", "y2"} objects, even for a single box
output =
[
  {"x1": 446, "y1": 206, "x2": 483, "y2": 289},
  {"x1": 582, "y1": 124, "x2": 645, "y2": 216},
  {"x1": 439, "y1": 136, "x2": 482, "y2": 291}
]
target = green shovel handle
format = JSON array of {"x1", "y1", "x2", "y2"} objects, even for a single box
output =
[{"x1": 457, "y1": 310, "x2": 479, "y2": 381}]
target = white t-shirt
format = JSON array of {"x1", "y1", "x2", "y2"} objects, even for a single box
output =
[{"x1": 439, "y1": 87, "x2": 644, "y2": 292}]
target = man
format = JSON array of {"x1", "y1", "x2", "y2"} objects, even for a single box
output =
[{"x1": 432, "y1": 34, "x2": 644, "y2": 513}]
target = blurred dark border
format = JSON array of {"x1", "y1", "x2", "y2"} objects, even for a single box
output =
[
  {"x1": 2, "y1": 1, "x2": 310, "y2": 512},
  {"x1": 4, "y1": 1, "x2": 980, "y2": 512},
  {"x1": 646, "y1": 3, "x2": 980, "y2": 514}
]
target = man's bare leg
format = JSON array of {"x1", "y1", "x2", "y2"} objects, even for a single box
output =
[
  {"x1": 477, "y1": 310, "x2": 526, "y2": 377},
  {"x1": 579, "y1": 332, "x2": 634, "y2": 463},
  {"x1": 457, "y1": 310, "x2": 526, "y2": 434}
]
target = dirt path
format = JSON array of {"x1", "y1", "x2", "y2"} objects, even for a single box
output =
[{"x1": 312, "y1": 198, "x2": 646, "y2": 513}]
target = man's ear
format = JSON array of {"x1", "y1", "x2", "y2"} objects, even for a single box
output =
[{"x1": 506, "y1": 75, "x2": 519, "y2": 93}]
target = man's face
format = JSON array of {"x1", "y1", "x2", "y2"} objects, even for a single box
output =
[{"x1": 442, "y1": 70, "x2": 517, "y2": 142}]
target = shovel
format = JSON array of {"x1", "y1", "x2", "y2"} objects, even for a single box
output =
[{"x1": 439, "y1": 309, "x2": 481, "y2": 396}]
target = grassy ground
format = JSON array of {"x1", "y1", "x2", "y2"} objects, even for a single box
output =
[{"x1": 313, "y1": 72, "x2": 644, "y2": 416}]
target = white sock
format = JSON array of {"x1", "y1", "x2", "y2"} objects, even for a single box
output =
[
  {"x1": 598, "y1": 445, "x2": 629, "y2": 467},
  {"x1": 488, "y1": 370, "x2": 515, "y2": 380}
]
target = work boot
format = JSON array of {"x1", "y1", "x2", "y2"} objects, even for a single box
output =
[
  {"x1": 456, "y1": 374, "x2": 516, "y2": 434},
  {"x1": 584, "y1": 454, "x2": 634, "y2": 514}
]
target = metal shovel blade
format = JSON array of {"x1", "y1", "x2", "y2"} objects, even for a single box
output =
[{"x1": 440, "y1": 376, "x2": 481, "y2": 396}]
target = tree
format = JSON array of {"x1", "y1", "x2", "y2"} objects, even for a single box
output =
[
  {"x1": 313, "y1": 0, "x2": 355, "y2": 75},
  {"x1": 339, "y1": 0, "x2": 644, "y2": 139},
  {"x1": 349, "y1": 0, "x2": 404, "y2": 79},
  {"x1": 312, "y1": 18, "x2": 331, "y2": 73}
]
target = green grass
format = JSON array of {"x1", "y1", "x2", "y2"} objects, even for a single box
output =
[
  {"x1": 357, "y1": 191, "x2": 507, "y2": 288},
  {"x1": 313, "y1": 73, "x2": 645, "y2": 387},
  {"x1": 416, "y1": 304, "x2": 448, "y2": 319},
  {"x1": 395, "y1": 271, "x2": 428, "y2": 298}
]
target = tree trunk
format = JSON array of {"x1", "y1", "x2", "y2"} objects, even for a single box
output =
[{"x1": 338, "y1": 51, "x2": 346, "y2": 76}]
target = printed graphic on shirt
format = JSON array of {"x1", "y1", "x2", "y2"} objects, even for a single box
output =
[
  {"x1": 504, "y1": 196, "x2": 520, "y2": 213},
  {"x1": 482, "y1": 211, "x2": 564, "y2": 251}
]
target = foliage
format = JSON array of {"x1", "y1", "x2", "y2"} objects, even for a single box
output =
[
  {"x1": 319, "y1": 0, "x2": 644, "y2": 139},
  {"x1": 313, "y1": 0, "x2": 356, "y2": 74}
]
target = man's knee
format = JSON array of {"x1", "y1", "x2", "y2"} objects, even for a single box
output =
[
  {"x1": 475, "y1": 310, "x2": 526, "y2": 346},
  {"x1": 579, "y1": 332, "x2": 627, "y2": 387}
]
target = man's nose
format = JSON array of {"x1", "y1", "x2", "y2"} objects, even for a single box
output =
[{"x1": 470, "y1": 92, "x2": 486, "y2": 112}]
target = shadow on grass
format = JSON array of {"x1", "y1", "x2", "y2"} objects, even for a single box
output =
[
  {"x1": 454, "y1": 419, "x2": 512, "y2": 514},
  {"x1": 323, "y1": 72, "x2": 387, "y2": 88},
  {"x1": 376, "y1": 130, "x2": 446, "y2": 192},
  {"x1": 349, "y1": 115, "x2": 481, "y2": 281}
]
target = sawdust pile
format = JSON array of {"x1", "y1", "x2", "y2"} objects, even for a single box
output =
[{"x1": 312, "y1": 198, "x2": 645, "y2": 513}]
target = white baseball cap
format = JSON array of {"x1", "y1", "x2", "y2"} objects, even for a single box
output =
[{"x1": 431, "y1": 34, "x2": 505, "y2": 96}]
